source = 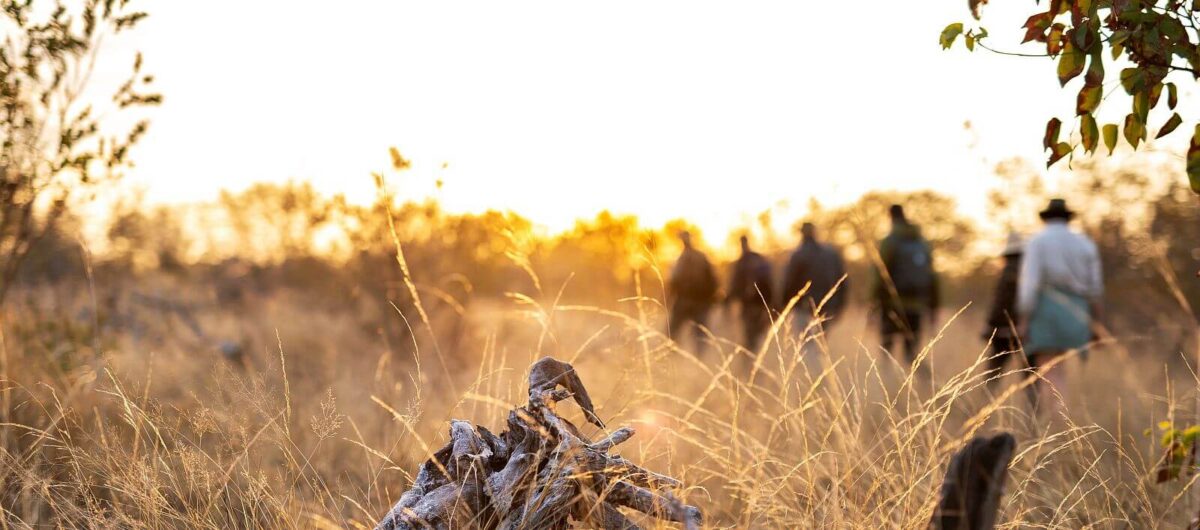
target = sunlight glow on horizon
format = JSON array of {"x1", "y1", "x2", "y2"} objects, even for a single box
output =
[{"x1": 93, "y1": 1, "x2": 1197, "y2": 238}]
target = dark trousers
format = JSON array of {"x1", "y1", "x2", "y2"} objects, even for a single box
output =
[
  {"x1": 668, "y1": 299, "x2": 711, "y2": 352},
  {"x1": 881, "y1": 307, "x2": 923, "y2": 364},
  {"x1": 740, "y1": 306, "x2": 771, "y2": 351},
  {"x1": 983, "y1": 335, "x2": 1022, "y2": 381}
]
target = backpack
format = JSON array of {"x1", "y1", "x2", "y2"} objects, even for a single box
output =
[{"x1": 889, "y1": 237, "x2": 933, "y2": 297}]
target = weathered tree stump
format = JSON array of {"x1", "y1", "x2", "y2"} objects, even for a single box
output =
[
  {"x1": 930, "y1": 432, "x2": 1016, "y2": 530},
  {"x1": 376, "y1": 357, "x2": 702, "y2": 530}
]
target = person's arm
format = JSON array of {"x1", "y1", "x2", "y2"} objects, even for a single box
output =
[
  {"x1": 1087, "y1": 243, "x2": 1105, "y2": 331},
  {"x1": 1017, "y1": 241, "x2": 1041, "y2": 319}
]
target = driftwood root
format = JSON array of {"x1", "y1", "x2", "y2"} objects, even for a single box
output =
[{"x1": 377, "y1": 357, "x2": 702, "y2": 530}]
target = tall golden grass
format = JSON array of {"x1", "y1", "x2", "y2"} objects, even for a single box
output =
[{"x1": 2, "y1": 263, "x2": 1198, "y2": 529}]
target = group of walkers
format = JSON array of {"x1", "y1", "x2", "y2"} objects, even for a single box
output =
[
  {"x1": 666, "y1": 221, "x2": 850, "y2": 355},
  {"x1": 667, "y1": 198, "x2": 1103, "y2": 410},
  {"x1": 981, "y1": 198, "x2": 1104, "y2": 410}
]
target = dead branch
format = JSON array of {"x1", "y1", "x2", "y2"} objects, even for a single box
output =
[{"x1": 376, "y1": 357, "x2": 701, "y2": 530}]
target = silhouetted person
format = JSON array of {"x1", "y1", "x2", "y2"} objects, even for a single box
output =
[
  {"x1": 981, "y1": 232, "x2": 1024, "y2": 388},
  {"x1": 725, "y1": 235, "x2": 774, "y2": 350},
  {"x1": 873, "y1": 204, "x2": 940, "y2": 365},
  {"x1": 782, "y1": 222, "x2": 848, "y2": 342},
  {"x1": 668, "y1": 231, "x2": 718, "y2": 353},
  {"x1": 1018, "y1": 198, "x2": 1103, "y2": 413}
]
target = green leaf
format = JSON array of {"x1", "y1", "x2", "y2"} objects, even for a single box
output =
[
  {"x1": 1085, "y1": 51, "x2": 1104, "y2": 85},
  {"x1": 966, "y1": 33, "x2": 976, "y2": 51},
  {"x1": 1044, "y1": 117, "x2": 1062, "y2": 150},
  {"x1": 1134, "y1": 91, "x2": 1150, "y2": 121},
  {"x1": 1047, "y1": 23, "x2": 1066, "y2": 55},
  {"x1": 1124, "y1": 113, "x2": 1146, "y2": 149},
  {"x1": 1081, "y1": 114, "x2": 1099, "y2": 153},
  {"x1": 1160, "y1": 16, "x2": 1186, "y2": 42},
  {"x1": 1058, "y1": 41, "x2": 1086, "y2": 86},
  {"x1": 1072, "y1": 26, "x2": 1098, "y2": 52},
  {"x1": 940, "y1": 23, "x2": 964, "y2": 49},
  {"x1": 1189, "y1": 125, "x2": 1200, "y2": 194},
  {"x1": 1150, "y1": 83, "x2": 1164, "y2": 109},
  {"x1": 1168, "y1": 83, "x2": 1178, "y2": 110},
  {"x1": 1157, "y1": 113, "x2": 1183, "y2": 139},
  {"x1": 1047, "y1": 142, "x2": 1072, "y2": 168},
  {"x1": 1077, "y1": 85, "x2": 1101, "y2": 115},
  {"x1": 1103, "y1": 123, "x2": 1119, "y2": 154},
  {"x1": 1120, "y1": 68, "x2": 1147, "y2": 95},
  {"x1": 1022, "y1": 12, "x2": 1053, "y2": 43},
  {"x1": 1110, "y1": 30, "x2": 1129, "y2": 60}
]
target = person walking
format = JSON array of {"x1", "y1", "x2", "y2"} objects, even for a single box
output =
[
  {"x1": 981, "y1": 232, "x2": 1024, "y2": 387},
  {"x1": 725, "y1": 235, "x2": 774, "y2": 350},
  {"x1": 782, "y1": 222, "x2": 848, "y2": 341},
  {"x1": 1018, "y1": 198, "x2": 1103, "y2": 412},
  {"x1": 668, "y1": 231, "x2": 719, "y2": 353},
  {"x1": 873, "y1": 204, "x2": 940, "y2": 366}
]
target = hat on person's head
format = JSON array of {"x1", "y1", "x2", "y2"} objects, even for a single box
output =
[
  {"x1": 1002, "y1": 231, "x2": 1024, "y2": 256},
  {"x1": 1039, "y1": 198, "x2": 1075, "y2": 220},
  {"x1": 800, "y1": 222, "x2": 816, "y2": 238}
]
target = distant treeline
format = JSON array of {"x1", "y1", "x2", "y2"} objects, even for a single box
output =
[{"x1": 16, "y1": 157, "x2": 1200, "y2": 336}]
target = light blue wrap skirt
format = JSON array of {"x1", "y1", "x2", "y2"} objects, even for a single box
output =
[{"x1": 1025, "y1": 288, "x2": 1092, "y2": 355}]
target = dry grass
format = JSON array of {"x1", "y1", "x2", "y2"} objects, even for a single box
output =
[{"x1": 1, "y1": 277, "x2": 1198, "y2": 528}]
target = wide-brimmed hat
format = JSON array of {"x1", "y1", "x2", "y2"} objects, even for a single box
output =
[
  {"x1": 1002, "y1": 231, "x2": 1024, "y2": 256},
  {"x1": 1039, "y1": 198, "x2": 1075, "y2": 220}
]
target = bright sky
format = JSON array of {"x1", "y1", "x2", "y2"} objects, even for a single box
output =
[{"x1": 95, "y1": 1, "x2": 1192, "y2": 237}]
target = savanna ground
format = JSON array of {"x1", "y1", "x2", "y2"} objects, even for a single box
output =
[
  {"x1": 2, "y1": 222, "x2": 1200, "y2": 529},
  {"x1": 0, "y1": 158, "x2": 1198, "y2": 529}
]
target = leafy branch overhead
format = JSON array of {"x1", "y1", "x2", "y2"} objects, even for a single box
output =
[
  {"x1": 942, "y1": 0, "x2": 1200, "y2": 195},
  {"x1": 0, "y1": 0, "x2": 160, "y2": 304}
]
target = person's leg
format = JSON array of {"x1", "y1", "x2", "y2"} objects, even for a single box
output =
[
  {"x1": 1039, "y1": 350, "x2": 1069, "y2": 415},
  {"x1": 744, "y1": 312, "x2": 765, "y2": 352},
  {"x1": 668, "y1": 302, "x2": 686, "y2": 340},
  {"x1": 732, "y1": 310, "x2": 763, "y2": 377},
  {"x1": 794, "y1": 311, "x2": 819, "y2": 371},
  {"x1": 880, "y1": 308, "x2": 900, "y2": 361},
  {"x1": 984, "y1": 337, "x2": 1016, "y2": 388},
  {"x1": 1023, "y1": 351, "x2": 1042, "y2": 409},
  {"x1": 903, "y1": 310, "x2": 922, "y2": 366},
  {"x1": 692, "y1": 307, "x2": 710, "y2": 355},
  {"x1": 800, "y1": 313, "x2": 829, "y2": 375}
]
